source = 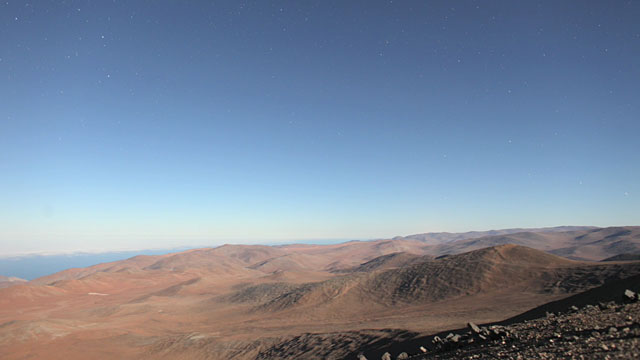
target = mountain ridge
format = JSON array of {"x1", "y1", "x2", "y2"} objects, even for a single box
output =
[{"x1": 3, "y1": 226, "x2": 640, "y2": 359}]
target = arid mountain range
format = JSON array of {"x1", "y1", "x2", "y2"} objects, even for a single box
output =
[{"x1": 1, "y1": 226, "x2": 640, "y2": 359}]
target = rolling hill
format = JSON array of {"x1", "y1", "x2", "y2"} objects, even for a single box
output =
[
  {"x1": 2, "y1": 226, "x2": 640, "y2": 359},
  {"x1": 0, "y1": 275, "x2": 26, "y2": 288}
]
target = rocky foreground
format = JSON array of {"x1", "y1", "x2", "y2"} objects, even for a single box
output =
[{"x1": 361, "y1": 290, "x2": 640, "y2": 360}]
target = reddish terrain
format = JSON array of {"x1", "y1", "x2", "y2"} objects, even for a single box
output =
[{"x1": 2, "y1": 226, "x2": 640, "y2": 359}]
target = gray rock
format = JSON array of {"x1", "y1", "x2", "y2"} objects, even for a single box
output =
[
  {"x1": 480, "y1": 326, "x2": 490, "y2": 337},
  {"x1": 585, "y1": 304, "x2": 598, "y2": 312},
  {"x1": 381, "y1": 352, "x2": 391, "y2": 360},
  {"x1": 624, "y1": 289, "x2": 638, "y2": 302},
  {"x1": 396, "y1": 352, "x2": 409, "y2": 360},
  {"x1": 468, "y1": 322, "x2": 481, "y2": 334}
]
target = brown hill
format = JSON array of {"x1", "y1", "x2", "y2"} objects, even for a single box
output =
[
  {"x1": 29, "y1": 253, "x2": 170, "y2": 285},
  {"x1": 398, "y1": 226, "x2": 596, "y2": 244},
  {"x1": 247, "y1": 253, "x2": 330, "y2": 273},
  {"x1": 0, "y1": 275, "x2": 27, "y2": 289},
  {"x1": 431, "y1": 226, "x2": 640, "y2": 261},
  {"x1": 339, "y1": 252, "x2": 430, "y2": 273},
  {"x1": 222, "y1": 245, "x2": 640, "y2": 317},
  {"x1": 277, "y1": 238, "x2": 433, "y2": 271},
  {"x1": 27, "y1": 226, "x2": 637, "y2": 287},
  {"x1": 4, "y1": 226, "x2": 640, "y2": 360}
]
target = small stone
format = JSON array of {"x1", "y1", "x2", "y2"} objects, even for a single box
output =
[
  {"x1": 396, "y1": 352, "x2": 409, "y2": 360},
  {"x1": 419, "y1": 346, "x2": 427, "y2": 353},
  {"x1": 357, "y1": 354, "x2": 367, "y2": 360},
  {"x1": 602, "y1": 344, "x2": 609, "y2": 351},
  {"x1": 624, "y1": 289, "x2": 638, "y2": 302},
  {"x1": 381, "y1": 352, "x2": 391, "y2": 360},
  {"x1": 468, "y1": 322, "x2": 481, "y2": 334},
  {"x1": 585, "y1": 305, "x2": 598, "y2": 312}
]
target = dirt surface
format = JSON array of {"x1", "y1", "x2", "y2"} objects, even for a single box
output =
[{"x1": 2, "y1": 229, "x2": 640, "y2": 359}]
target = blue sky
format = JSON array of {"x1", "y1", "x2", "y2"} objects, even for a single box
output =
[{"x1": 1, "y1": 1, "x2": 639, "y2": 255}]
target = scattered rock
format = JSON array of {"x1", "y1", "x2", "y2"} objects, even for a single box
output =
[
  {"x1": 396, "y1": 352, "x2": 408, "y2": 360},
  {"x1": 381, "y1": 352, "x2": 391, "y2": 360},
  {"x1": 365, "y1": 299, "x2": 640, "y2": 359},
  {"x1": 624, "y1": 289, "x2": 638, "y2": 302},
  {"x1": 468, "y1": 322, "x2": 481, "y2": 334}
]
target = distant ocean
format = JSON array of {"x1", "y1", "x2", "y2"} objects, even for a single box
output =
[
  {"x1": 0, "y1": 239, "x2": 354, "y2": 280},
  {"x1": 0, "y1": 249, "x2": 188, "y2": 280}
]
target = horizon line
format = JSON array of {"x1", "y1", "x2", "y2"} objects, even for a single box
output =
[{"x1": 0, "y1": 224, "x2": 617, "y2": 258}]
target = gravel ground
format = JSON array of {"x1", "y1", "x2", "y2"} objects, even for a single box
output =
[{"x1": 376, "y1": 295, "x2": 640, "y2": 360}]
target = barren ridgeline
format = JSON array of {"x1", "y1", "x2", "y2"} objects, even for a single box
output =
[{"x1": 2, "y1": 226, "x2": 640, "y2": 359}]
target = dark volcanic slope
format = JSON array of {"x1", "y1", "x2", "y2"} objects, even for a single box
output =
[
  {"x1": 360, "y1": 245, "x2": 640, "y2": 305},
  {"x1": 226, "y1": 245, "x2": 640, "y2": 313}
]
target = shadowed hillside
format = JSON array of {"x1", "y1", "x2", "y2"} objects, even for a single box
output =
[
  {"x1": 223, "y1": 245, "x2": 640, "y2": 314},
  {"x1": 4, "y1": 228, "x2": 640, "y2": 360}
]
